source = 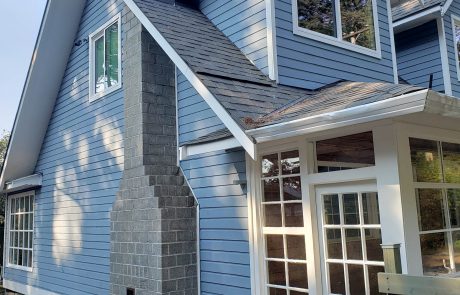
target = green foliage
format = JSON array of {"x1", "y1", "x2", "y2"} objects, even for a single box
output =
[{"x1": 0, "y1": 130, "x2": 10, "y2": 171}]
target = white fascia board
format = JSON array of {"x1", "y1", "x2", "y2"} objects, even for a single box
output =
[
  {"x1": 179, "y1": 137, "x2": 241, "y2": 160},
  {"x1": 3, "y1": 279, "x2": 60, "y2": 295},
  {"x1": 247, "y1": 89, "x2": 429, "y2": 143},
  {"x1": 393, "y1": 6, "x2": 441, "y2": 33},
  {"x1": 425, "y1": 91, "x2": 460, "y2": 117},
  {"x1": 123, "y1": 0, "x2": 257, "y2": 159},
  {"x1": 4, "y1": 173, "x2": 42, "y2": 193}
]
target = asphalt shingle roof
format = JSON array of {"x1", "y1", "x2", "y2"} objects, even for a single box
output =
[{"x1": 392, "y1": 0, "x2": 444, "y2": 21}]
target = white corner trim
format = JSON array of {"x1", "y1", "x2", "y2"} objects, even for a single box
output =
[
  {"x1": 3, "y1": 279, "x2": 59, "y2": 295},
  {"x1": 246, "y1": 89, "x2": 429, "y2": 142},
  {"x1": 442, "y1": 0, "x2": 454, "y2": 16},
  {"x1": 437, "y1": 17, "x2": 453, "y2": 95},
  {"x1": 123, "y1": 0, "x2": 257, "y2": 159},
  {"x1": 387, "y1": 0, "x2": 399, "y2": 84},
  {"x1": 179, "y1": 137, "x2": 241, "y2": 160},
  {"x1": 265, "y1": 0, "x2": 278, "y2": 82},
  {"x1": 451, "y1": 15, "x2": 460, "y2": 81},
  {"x1": 393, "y1": 6, "x2": 441, "y2": 32}
]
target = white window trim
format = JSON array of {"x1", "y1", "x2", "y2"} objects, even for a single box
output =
[
  {"x1": 292, "y1": 0, "x2": 382, "y2": 58},
  {"x1": 5, "y1": 191, "x2": 35, "y2": 272},
  {"x1": 88, "y1": 14, "x2": 122, "y2": 102},
  {"x1": 451, "y1": 14, "x2": 460, "y2": 81}
]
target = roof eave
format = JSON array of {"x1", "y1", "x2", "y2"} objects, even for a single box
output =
[
  {"x1": 246, "y1": 89, "x2": 431, "y2": 143},
  {"x1": 393, "y1": 5, "x2": 441, "y2": 33}
]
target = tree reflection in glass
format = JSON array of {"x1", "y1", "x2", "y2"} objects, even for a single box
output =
[
  {"x1": 298, "y1": 0, "x2": 336, "y2": 36},
  {"x1": 341, "y1": 0, "x2": 376, "y2": 49}
]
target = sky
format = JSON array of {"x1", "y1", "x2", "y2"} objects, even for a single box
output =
[{"x1": 0, "y1": 0, "x2": 47, "y2": 133}]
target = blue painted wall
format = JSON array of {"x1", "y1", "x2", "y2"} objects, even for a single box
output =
[
  {"x1": 177, "y1": 70, "x2": 225, "y2": 145},
  {"x1": 443, "y1": 6, "x2": 460, "y2": 97},
  {"x1": 180, "y1": 149, "x2": 251, "y2": 295},
  {"x1": 395, "y1": 20, "x2": 444, "y2": 92},
  {"x1": 3, "y1": 0, "x2": 125, "y2": 294},
  {"x1": 275, "y1": 0, "x2": 395, "y2": 89},
  {"x1": 200, "y1": 0, "x2": 269, "y2": 75}
]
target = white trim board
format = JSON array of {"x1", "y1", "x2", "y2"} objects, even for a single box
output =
[
  {"x1": 265, "y1": 0, "x2": 278, "y2": 81},
  {"x1": 386, "y1": 0, "x2": 399, "y2": 84},
  {"x1": 393, "y1": 6, "x2": 441, "y2": 33},
  {"x1": 122, "y1": 0, "x2": 257, "y2": 159},
  {"x1": 451, "y1": 14, "x2": 460, "y2": 81},
  {"x1": 179, "y1": 137, "x2": 241, "y2": 160},
  {"x1": 437, "y1": 17, "x2": 453, "y2": 95},
  {"x1": 3, "y1": 279, "x2": 60, "y2": 295}
]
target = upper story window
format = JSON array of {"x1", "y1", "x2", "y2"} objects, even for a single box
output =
[
  {"x1": 7, "y1": 192, "x2": 35, "y2": 271},
  {"x1": 451, "y1": 15, "x2": 460, "y2": 81},
  {"x1": 294, "y1": 0, "x2": 381, "y2": 57},
  {"x1": 89, "y1": 14, "x2": 121, "y2": 102}
]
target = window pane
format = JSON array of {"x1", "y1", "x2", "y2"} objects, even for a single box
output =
[
  {"x1": 281, "y1": 150, "x2": 300, "y2": 175},
  {"x1": 410, "y1": 138, "x2": 442, "y2": 182},
  {"x1": 265, "y1": 205, "x2": 282, "y2": 227},
  {"x1": 11, "y1": 198, "x2": 15, "y2": 213},
  {"x1": 269, "y1": 288, "x2": 287, "y2": 295},
  {"x1": 283, "y1": 177, "x2": 302, "y2": 201},
  {"x1": 343, "y1": 193, "x2": 359, "y2": 224},
  {"x1": 420, "y1": 232, "x2": 449, "y2": 275},
  {"x1": 19, "y1": 197, "x2": 24, "y2": 213},
  {"x1": 368, "y1": 265, "x2": 385, "y2": 295},
  {"x1": 345, "y1": 229, "x2": 362, "y2": 260},
  {"x1": 266, "y1": 235, "x2": 284, "y2": 258},
  {"x1": 284, "y1": 203, "x2": 304, "y2": 227},
  {"x1": 268, "y1": 261, "x2": 286, "y2": 285},
  {"x1": 453, "y1": 231, "x2": 460, "y2": 271},
  {"x1": 263, "y1": 154, "x2": 279, "y2": 177},
  {"x1": 348, "y1": 264, "x2": 365, "y2": 295},
  {"x1": 326, "y1": 229, "x2": 343, "y2": 259},
  {"x1": 448, "y1": 189, "x2": 460, "y2": 228},
  {"x1": 94, "y1": 36, "x2": 105, "y2": 94},
  {"x1": 288, "y1": 263, "x2": 308, "y2": 289},
  {"x1": 18, "y1": 249, "x2": 23, "y2": 266},
  {"x1": 443, "y1": 142, "x2": 460, "y2": 184},
  {"x1": 291, "y1": 291, "x2": 308, "y2": 295},
  {"x1": 363, "y1": 192, "x2": 380, "y2": 224},
  {"x1": 105, "y1": 22, "x2": 119, "y2": 88},
  {"x1": 365, "y1": 229, "x2": 383, "y2": 261},
  {"x1": 9, "y1": 232, "x2": 13, "y2": 247},
  {"x1": 340, "y1": 0, "x2": 376, "y2": 49},
  {"x1": 287, "y1": 235, "x2": 306, "y2": 260},
  {"x1": 297, "y1": 0, "x2": 336, "y2": 37},
  {"x1": 328, "y1": 263, "x2": 346, "y2": 294},
  {"x1": 18, "y1": 232, "x2": 23, "y2": 248},
  {"x1": 416, "y1": 189, "x2": 445, "y2": 231},
  {"x1": 9, "y1": 249, "x2": 13, "y2": 264},
  {"x1": 28, "y1": 250, "x2": 33, "y2": 268},
  {"x1": 23, "y1": 249, "x2": 28, "y2": 267},
  {"x1": 263, "y1": 179, "x2": 280, "y2": 202},
  {"x1": 324, "y1": 194, "x2": 340, "y2": 225}
]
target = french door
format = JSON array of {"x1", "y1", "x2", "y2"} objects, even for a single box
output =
[{"x1": 315, "y1": 182, "x2": 385, "y2": 295}]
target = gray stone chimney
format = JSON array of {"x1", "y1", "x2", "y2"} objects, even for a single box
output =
[{"x1": 110, "y1": 7, "x2": 197, "y2": 295}]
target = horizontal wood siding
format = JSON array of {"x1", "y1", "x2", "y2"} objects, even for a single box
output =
[
  {"x1": 3, "y1": 1, "x2": 125, "y2": 294},
  {"x1": 177, "y1": 70, "x2": 225, "y2": 145},
  {"x1": 180, "y1": 149, "x2": 251, "y2": 295},
  {"x1": 276, "y1": 0, "x2": 395, "y2": 89},
  {"x1": 443, "y1": 6, "x2": 460, "y2": 97},
  {"x1": 200, "y1": 0, "x2": 269, "y2": 75},
  {"x1": 395, "y1": 20, "x2": 444, "y2": 92}
]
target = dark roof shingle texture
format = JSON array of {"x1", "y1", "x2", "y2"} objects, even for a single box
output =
[{"x1": 392, "y1": 0, "x2": 444, "y2": 21}]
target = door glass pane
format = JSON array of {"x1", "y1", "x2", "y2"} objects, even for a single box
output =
[
  {"x1": 283, "y1": 177, "x2": 302, "y2": 201},
  {"x1": 269, "y1": 288, "x2": 287, "y2": 295},
  {"x1": 291, "y1": 291, "x2": 308, "y2": 295},
  {"x1": 453, "y1": 231, "x2": 460, "y2": 271},
  {"x1": 94, "y1": 36, "x2": 105, "y2": 93},
  {"x1": 326, "y1": 229, "x2": 343, "y2": 259},
  {"x1": 416, "y1": 189, "x2": 445, "y2": 231},
  {"x1": 329, "y1": 263, "x2": 346, "y2": 294},
  {"x1": 368, "y1": 265, "x2": 385, "y2": 295},
  {"x1": 281, "y1": 150, "x2": 300, "y2": 175},
  {"x1": 410, "y1": 138, "x2": 442, "y2": 182},
  {"x1": 420, "y1": 232, "x2": 449, "y2": 275},
  {"x1": 365, "y1": 229, "x2": 383, "y2": 261},
  {"x1": 345, "y1": 229, "x2": 362, "y2": 260},
  {"x1": 344, "y1": 193, "x2": 359, "y2": 224},
  {"x1": 340, "y1": 0, "x2": 375, "y2": 49},
  {"x1": 263, "y1": 179, "x2": 280, "y2": 202},
  {"x1": 284, "y1": 203, "x2": 303, "y2": 227},
  {"x1": 288, "y1": 263, "x2": 308, "y2": 289},
  {"x1": 287, "y1": 235, "x2": 306, "y2": 260},
  {"x1": 348, "y1": 264, "x2": 365, "y2": 295},
  {"x1": 297, "y1": 0, "x2": 336, "y2": 37},
  {"x1": 442, "y1": 142, "x2": 460, "y2": 183},
  {"x1": 448, "y1": 189, "x2": 460, "y2": 228},
  {"x1": 262, "y1": 154, "x2": 279, "y2": 177},
  {"x1": 105, "y1": 22, "x2": 119, "y2": 88},
  {"x1": 265, "y1": 205, "x2": 282, "y2": 227},
  {"x1": 324, "y1": 194, "x2": 340, "y2": 225},
  {"x1": 266, "y1": 235, "x2": 284, "y2": 258},
  {"x1": 268, "y1": 261, "x2": 286, "y2": 285},
  {"x1": 362, "y1": 192, "x2": 380, "y2": 224}
]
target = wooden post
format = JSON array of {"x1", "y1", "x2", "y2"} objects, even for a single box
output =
[{"x1": 382, "y1": 244, "x2": 402, "y2": 274}]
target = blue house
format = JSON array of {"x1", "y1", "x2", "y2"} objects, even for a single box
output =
[{"x1": 1, "y1": 0, "x2": 460, "y2": 294}]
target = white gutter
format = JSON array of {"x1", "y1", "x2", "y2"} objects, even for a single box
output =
[
  {"x1": 393, "y1": 6, "x2": 441, "y2": 33},
  {"x1": 247, "y1": 89, "x2": 429, "y2": 143}
]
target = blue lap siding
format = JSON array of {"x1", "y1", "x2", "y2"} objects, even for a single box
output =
[
  {"x1": 275, "y1": 0, "x2": 396, "y2": 89},
  {"x1": 395, "y1": 20, "x2": 444, "y2": 92},
  {"x1": 180, "y1": 149, "x2": 251, "y2": 295},
  {"x1": 443, "y1": 5, "x2": 460, "y2": 97},
  {"x1": 3, "y1": 0, "x2": 125, "y2": 294}
]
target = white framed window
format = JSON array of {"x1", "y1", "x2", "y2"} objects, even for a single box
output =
[
  {"x1": 409, "y1": 137, "x2": 460, "y2": 276},
  {"x1": 292, "y1": 0, "x2": 381, "y2": 58},
  {"x1": 89, "y1": 14, "x2": 121, "y2": 102},
  {"x1": 6, "y1": 191, "x2": 35, "y2": 271},
  {"x1": 451, "y1": 15, "x2": 460, "y2": 81}
]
